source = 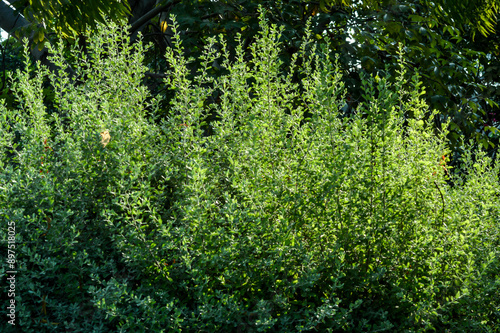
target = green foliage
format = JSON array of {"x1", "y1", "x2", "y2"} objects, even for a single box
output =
[
  {"x1": 4, "y1": 0, "x2": 499, "y2": 161},
  {"x1": 0, "y1": 37, "x2": 24, "y2": 107},
  {"x1": 0, "y1": 14, "x2": 499, "y2": 332},
  {"x1": 13, "y1": 0, "x2": 131, "y2": 38},
  {"x1": 129, "y1": 0, "x2": 500, "y2": 161},
  {"x1": 425, "y1": 0, "x2": 500, "y2": 37},
  {"x1": 347, "y1": 1, "x2": 500, "y2": 156}
]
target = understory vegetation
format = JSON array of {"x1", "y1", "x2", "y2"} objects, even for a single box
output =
[{"x1": 0, "y1": 14, "x2": 499, "y2": 332}]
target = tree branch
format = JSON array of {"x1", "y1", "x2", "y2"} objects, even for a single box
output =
[
  {"x1": 0, "y1": 1, "x2": 69, "y2": 74},
  {"x1": 0, "y1": 0, "x2": 28, "y2": 33},
  {"x1": 129, "y1": 2, "x2": 177, "y2": 35}
]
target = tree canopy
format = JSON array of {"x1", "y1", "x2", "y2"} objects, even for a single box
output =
[{"x1": 1, "y1": 0, "x2": 499, "y2": 158}]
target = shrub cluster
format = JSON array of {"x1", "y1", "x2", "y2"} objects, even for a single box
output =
[{"x1": 0, "y1": 13, "x2": 499, "y2": 332}]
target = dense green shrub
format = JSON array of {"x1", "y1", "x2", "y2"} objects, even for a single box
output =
[{"x1": 1, "y1": 12, "x2": 499, "y2": 332}]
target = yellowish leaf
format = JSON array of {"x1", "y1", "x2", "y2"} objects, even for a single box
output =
[
  {"x1": 160, "y1": 21, "x2": 168, "y2": 33},
  {"x1": 100, "y1": 130, "x2": 111, "y2": 147}
]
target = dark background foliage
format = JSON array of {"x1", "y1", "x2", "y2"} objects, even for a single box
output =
[{"x1": 1, "y1": 0, "x2": 500, "y2": 160}]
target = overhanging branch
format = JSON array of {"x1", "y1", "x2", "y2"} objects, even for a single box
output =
[
  {"x1": 129, "y1": 2, "x2": 175, "y2": 35},
  {"x1": 0, "y1": 0, "x2": 29, "y2": 33}
]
